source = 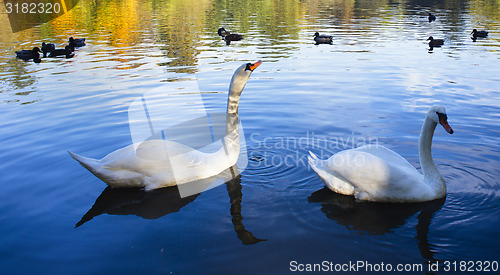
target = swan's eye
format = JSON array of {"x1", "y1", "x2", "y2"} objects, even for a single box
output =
[
  {"x1": 436, "y1": 112, "x2": 447, "y2": 120},
  {"x1": 246, "y1": 61, "x2": 262, "y2": 71}
]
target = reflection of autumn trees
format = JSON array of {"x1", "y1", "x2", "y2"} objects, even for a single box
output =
[
  {"x1": 305, "y1": 0, "x2": 356, "y2": 22},
  {"x1": 61, "y1": 0, "x2": 154, "y2": 47},
  {"x1": 2, "y1": 0, "x2": 498, "y2": 49},
  {"x1": 206, "y1": 0, "x2": 303, "y2": 41},
  {"x1": 469, "y1": 0, "x2": 500, "y2": 23},
  {"x1": 154, "y1": 0, "x2": 211, "y2": 73},
  {"x1": 2, "y1": 0, "x2": 497, "y2": 64},
  {"x1": 203, "y1": 0, "x2": 307, "y2": 61},
  {"x1": 253, "y1": 0, "x2": 302, "y2": 41}
]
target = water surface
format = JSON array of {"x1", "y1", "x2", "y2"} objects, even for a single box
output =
[{"x1": 1, "y1": 0, "x2": 499, "y2": 273}]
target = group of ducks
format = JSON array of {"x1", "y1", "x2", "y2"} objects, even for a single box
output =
[
  {"x1": 15, "y1": 37, "x2": 86, "y2": 63},
  {"x1": 426, "y1": 13, "x2": 489, "y2": 47},
  {"x1": 313, "y1": 12, "x2": 489, "y2": 48},
  {"x1": 426, "y1": 28, "x2": 488, "y2": 48},
  {"x1": 70, "y1": 60, "x2": 456, "y2": 203}
]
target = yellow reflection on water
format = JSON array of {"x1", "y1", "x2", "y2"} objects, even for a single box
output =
[{"x1": 154, "y1": 0, "x2": 212, "y2": 73}]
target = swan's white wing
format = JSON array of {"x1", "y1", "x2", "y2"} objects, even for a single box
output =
[
  {"x1": 91, "y1": 140, "x2": 233, "y2": 189},
  {"x1": 308, "y1": 152, "x2": 355, "y2": 196},
  {"x1": 99, "y1": 140, "x2": 207, "y2": 168},
  {"x1": 351, "y1": 144, "x2": 418, "y2": 173}
]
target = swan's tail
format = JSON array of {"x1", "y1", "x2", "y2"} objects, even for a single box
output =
[
  {"x1": 309, "y1": 151, "x2": 332, "y2": 180},
  {"x1": 308, "y1": 151, "x2": 355, "y2": 196},
  {"x1": 307, "y1": 151, "x2": 321, "y2": 169},
  {"x1": 68, "y1": 151, "x2": 100, "y2": 173},
  {"x1": 308, "y1": 151, "x2": 328, "y2": 176}
]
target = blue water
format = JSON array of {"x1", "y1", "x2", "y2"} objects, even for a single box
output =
[{"x1": 1, "y1": 0, "x2": 499, "y2": 273}]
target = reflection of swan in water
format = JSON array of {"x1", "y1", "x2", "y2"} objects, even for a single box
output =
[
  {"x1": 226, "y1": 175, "x2": 267, "y2": 245},
  {"x1": 69, "y1": 61, "x2": 261, "y2": 190},
  {"x1": 75, "y1": 185, "x2": 199, "y2": 227},
  {"x1": 76, "y1": 171, "x2": 266, "y2": 245},
  {"x1": 308, "y1": 188, "x2": 444, "y2": 260},
  {"x1": 414, "y1": 198, "x2": 444, "y2": 261}
]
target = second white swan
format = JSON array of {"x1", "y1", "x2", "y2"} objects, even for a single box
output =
[{"x1": 308, "y1": 106, "x2": 454, "y2": 202}]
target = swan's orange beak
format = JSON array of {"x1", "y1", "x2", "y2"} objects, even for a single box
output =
[
  {"x1": 439, "y1": 117, "x2": 454, "y2": 134},
  {"x1": 248, "y1": 61, "x2": 262, "y2": 71}
]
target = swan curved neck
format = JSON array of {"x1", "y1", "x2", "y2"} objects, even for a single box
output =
[
  {"x1": 227, "y1": 96, "x2": 239, "y2": 114},
  {"x1": 418, "y1": 117, "x2": 445, "y2": 194},
  {"x1": 221, "y1": 112, "x2": 240, "y2": 166},
  {"x1": 225, "y1": 112, "x2": 239, "y2": 139},
  {"x1": 226, "y1": 74, "x2": 247, "y2": 114}
]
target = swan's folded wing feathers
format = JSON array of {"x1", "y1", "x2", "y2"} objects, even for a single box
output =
[
  {"x1": 325, "y1": 150, "x2": 392, "y2": 189},
  {"x1": 322, "y1": 148, "x2": 429, "y2": 201},
  {"x1": 352, "y1": 144, "x2": 417, "y2": 172},
  {"x1": 308, "y1": 152, "x2": 356, "y2": 195},
  {"x1": 92, "y1": 140, "x2": 220, "y2": 187}
]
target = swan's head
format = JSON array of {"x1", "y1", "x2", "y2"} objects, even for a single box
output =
[
  {"x1": 229, "y1": 61, "x2": 262, "y2": 93},
  {"x1": 314, "y1": 32, "x2": 320, "y2": 37},
  {"x1": 227, "y1": 61, "x2": 262, "y2": 113},
  {"x1": 427, "y1": 36, "x2": 434, "y2": 41},
  {"x1": 427, "y1": 105, "x2": 454, "y2": 134}
]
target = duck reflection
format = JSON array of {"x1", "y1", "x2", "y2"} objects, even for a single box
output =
[
  {"x1": 76, "y1": 172, "x2": 265, "y2": 245},
  {"x1": 308, "y1": 188, "x2": 445, "y2": 260}
]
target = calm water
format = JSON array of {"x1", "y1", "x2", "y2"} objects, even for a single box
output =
[{"x1": 1, "y1": 0, "x2": 500, "y2": 274}]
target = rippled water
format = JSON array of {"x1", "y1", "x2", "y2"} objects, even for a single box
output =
[{"x1": 1, "y1": 0, "x2": 500, "y2": 273}]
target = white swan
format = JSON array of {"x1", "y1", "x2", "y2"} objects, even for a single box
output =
[
  {"x1": 69, "y1": 61, "x2": 262, "y2": 190},
  {"x1": 308, "y1": 106, "x2": 454, "y2": 202}
]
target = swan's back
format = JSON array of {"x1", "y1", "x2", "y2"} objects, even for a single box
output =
[
  {"x1": 309, "y1": 145, "x2": 436, "y2": 202},
  {"x1": 351, "y1": 145, "x2": 416, "y2": 172}
]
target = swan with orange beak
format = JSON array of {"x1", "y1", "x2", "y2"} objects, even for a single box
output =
[
  {"x1": 69, "y1": 61, "x2": 262, "y2": 190},
  {"x1": 309, "y1": 106, "x2": 454, "y2": 202}
]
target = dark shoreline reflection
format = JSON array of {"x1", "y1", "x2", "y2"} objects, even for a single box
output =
[
  {"x1": 308, "y1": 188, "x2": 445, "y2": 260},
  {"x1": 76, "y1": 174, "x2": 265, "y2": 245}
]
